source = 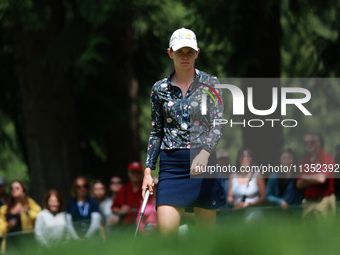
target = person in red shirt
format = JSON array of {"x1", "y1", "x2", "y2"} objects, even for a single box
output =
[
  {"x1": 297, "y1": 132, "x2": 336, "y2": 218},
  {"x1": 112, "y1": 162, "x2": 143, "y2": 225}
]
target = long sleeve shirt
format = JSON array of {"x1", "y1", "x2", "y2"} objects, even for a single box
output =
[
  {"x1": 66, "y1": 196, "x2": 101, "y2": 239},
  {"x1": 0, "y1": 197, "x2": 41, "y2": 235},
  {"x1": 266, "y1": 173, "x2": 304, "y2": 206},
  {"x1": 145, "y1": 69, "x2": 224, "y2": 169},
  {"x1": 34, "y1": 210, "x2": 70, "y2": 248}
]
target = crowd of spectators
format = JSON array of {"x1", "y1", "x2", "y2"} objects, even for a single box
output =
[
  {"x1": 218, "y1": 132, "x2": 338, "y2": 221},
  {"x1": 0, "y1": 132, "x2": 338, "y2": 253},
  {"x1": 0, "y1": 161, "x2": 148, "y2": 253}
]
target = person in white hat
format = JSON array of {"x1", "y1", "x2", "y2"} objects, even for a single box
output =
[{"x1": 142, "y1": 28, "x2": 225, "y2": 236}]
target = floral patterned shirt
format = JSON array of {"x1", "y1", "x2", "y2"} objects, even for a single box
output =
[{"x1": 145, "y1": 69, "x2": 224, "y2": 169}]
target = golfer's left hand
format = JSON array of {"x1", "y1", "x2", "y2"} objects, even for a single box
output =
[{"x1": 190, "y1": 149, "x2": 210, "y2": 175}]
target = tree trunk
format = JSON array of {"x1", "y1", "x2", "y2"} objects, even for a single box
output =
[
  {"x1": 240, "y1": 0, "x2": 283, "y2": 168},
  {"x1": 12, "y1": 29, "x2": 83, "y2": 204},
  {"x1": 105, "y1": 15, "x2": 141, "y2": 182}
]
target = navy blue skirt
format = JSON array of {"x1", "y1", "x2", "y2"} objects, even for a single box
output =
[{"x1": 156, "y1": 149, "x2": 226, "y2": 210}]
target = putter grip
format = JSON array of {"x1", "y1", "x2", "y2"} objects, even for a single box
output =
[{"x1": 141, "y1": 189, "x2": 150, "y2": 214}]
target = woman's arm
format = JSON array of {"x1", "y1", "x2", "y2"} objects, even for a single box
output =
[
  {"x1": 84, "y1": 212, "x2": 101, "y2": 238},
  {"x1": 190, "y1": 150, "x2": 210, "y2": 175},
  {"x1": 34, "y1": 212, "x2": 49, "y2": 248},
  {"x1": 297, "y1": 173, "x2": 327, "y2": 189},
  {"x1": 27, "y1": 198, "x2": 42, "y2": 221},
  {"x1": 143, "y1": 83, "x2": 163, "y2": 196},
  {"x1": 0, "y1": 206, "x2": 9, "y2": 235},
  {"x1": 201, "y1": 77, "x2": 224, "y2": 154},
  {"x1": 247, "y1": 176, "x2": 266, "y2": 206},
  {"x1": 190, "y1": 77, "x2": 223, "y2": 174},
  {"x1": 66, "y1": 213, "x2": 79, "y2": 240},
  {"x1": 145, "y1": 83, "x2": 164, "y2": 170},
  {"x1": 62, "y1": 212, "x2": 72, "y2": 244},
  {"x1": 266, "y1": 178, "x2": 285, "y2": 206}
]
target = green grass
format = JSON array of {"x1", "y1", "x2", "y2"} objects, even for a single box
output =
[{"x1": 3, "y1": 211, "x2": 340, "y2": 255}]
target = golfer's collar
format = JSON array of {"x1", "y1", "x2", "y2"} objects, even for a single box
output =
[{"x1": 168, "y1": 68, "x2": 200, "y2": 86}]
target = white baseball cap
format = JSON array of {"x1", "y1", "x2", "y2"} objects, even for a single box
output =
[{"x1": 169, "y1": 28, "x2": 198, "y2": 51}]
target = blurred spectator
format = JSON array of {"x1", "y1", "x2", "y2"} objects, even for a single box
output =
[
  {"x1": 216, "y1": 149, "x2": 231, "y2": 200},
  {"x1": 109, "y1": 176, "x2": 123, "y2": 202},
  {"x1": 106, "y1": 176, "x2": 123, "y2": 228},
  {"x1": 35, "y1": 190, "x2": 70, "y2": 251},
  {"x1": 66, "y1": 176, "x2": 101, "y2": 240},
  {"x1": 0, "y1": 180, "x2": 41, "y2": 254},
  {"x1": 228, "y1": 148, "x2": 266, "y2": 221},
  {"x1": 334, "y1": 144, "x2": 340, "y2": 200},
  {"x1": 91, "y1": 180, "x2": 119, "y2": 236},
  {"x1": 297, "y1": 132, "x2": 336, "y2": 219},
  {"x1": 136, "y1": 177, "x2": 158, "y2": 234},
  {"x1": 112, "y1": 162, "x2": 143, "y2": 225},
  {"x1": 266, "y1": 149, "x2": 304, "y2": 209},
  {"x1": 0, "y1": 177, "x2": 8, "y2": 207}
]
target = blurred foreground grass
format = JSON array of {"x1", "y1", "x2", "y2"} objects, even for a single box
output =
[{"x1": 3, "y1": 211, "x2": 340, "y2": 255}]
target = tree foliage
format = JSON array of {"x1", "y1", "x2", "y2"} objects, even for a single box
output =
[{"x1": 0, "y1": 0, "x2": 339, "y2": 199}]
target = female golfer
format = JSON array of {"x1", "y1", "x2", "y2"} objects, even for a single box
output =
[{"x1": 142, "y1": 28, "x2": 225, "y2": 235}]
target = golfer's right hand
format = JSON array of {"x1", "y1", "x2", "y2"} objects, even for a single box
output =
[{"x1": 142, "y1": 167, "x2": 154, "y2": 198}]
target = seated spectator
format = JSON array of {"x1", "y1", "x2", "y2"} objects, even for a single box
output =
[
  {"x1": 136, "y1": 177, "x2": 158, "y2": 234},
  {"x1": 0, "y1": 177, "x2": 8, "y2": 207},
  {"x1": 109, "y1": 176, "x2": 123, "y2": 200},
  {"x1": 266, "y1": 149, "x2": 304, "y2": 209},
  {"x1": 35, "y1": 190, "x2": 70, "y2": 251},
  {"x1": 228, "y1": 148, "x2": 266, "y2": 221},
  {"x1": 91, "y1": 179, "x2": 119, "y2": 237},
  {"x1": 297, "y1": 132, "x2": 336, "y2": 219},
  {"x1": 107, "y1": 176, "x2": 123, "y2": 229},
  {"x1": 0, "y1": 180, "x2": 41, "y2": 254},
  {"x1": 112, "y1": 162, "x2": 143, "y2": 225},
  {"x1": 66, "y1": 176, "x2": 101, "y2": 240}
]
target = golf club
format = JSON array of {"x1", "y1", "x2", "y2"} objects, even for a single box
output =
[{"x1": 133, "y1": 188, "x2": 150, "y2": 242}]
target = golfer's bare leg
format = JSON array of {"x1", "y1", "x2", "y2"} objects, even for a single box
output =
[
  {"x1": 194, "y1": 207, "x2": 216, "y2": 230},
  {"x1": 158, "y1": 205, "x2": 184, "y2": 236}
]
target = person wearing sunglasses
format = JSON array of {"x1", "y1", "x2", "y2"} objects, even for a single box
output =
[
  {"x1": 66, "y1": 176, "x2": 101, "y2": 240},
  {"x1": 91, "y1": 179, "x2": 121, "y2": 233},
  {"x1": 266, "y1": 148, "x2": 304, "y2": 210},
  {"x1": 109, "y1": 176, "x2": 123, "y2": 202},
  {"x1": 103, "y1": 176, "x2": 123, "y2": 230},
  {"x1": 112, "y1": 162, "x2": 143, "y2": 226},
  {"x1": 0, "y1": 180, "x2": 41, "y2": 253},
  {"x1": 297, "y1": 132, "x2": 336, "y2": 218}
]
